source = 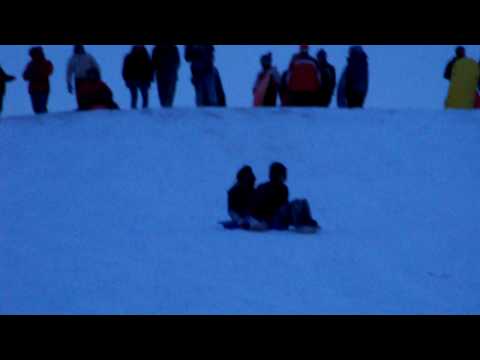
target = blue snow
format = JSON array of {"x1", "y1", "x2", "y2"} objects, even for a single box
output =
[{"x1": 1, "y1": 108, "x2": 480, "y2": 314}]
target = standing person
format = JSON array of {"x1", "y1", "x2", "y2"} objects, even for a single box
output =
[
  {"x1": 23, "y1": 46, "x2": 53, "y2": 114},
  {"x1": 344, "y1": 45, "x2": 369, "y2": 108},
  {"x1": 0, "y1": 65, "x2": 15, "y2": 114},
  {"x1": 444, "y1": 47, "x2": 480, "y2": 109},
  {"x1": 285, "y1": 45, "x2": 322, "y2": 107},
  {"x1": 253, "y1": 52, "x2": 281, "y2": 107},
  {"x1": 123, "y1": 45, "x2": 153, "y2": 109},
  {"x1": 184, "y1": 45, "x2": 222, "y2": 106},
  {"x1": 444, "y1": 46, "x2": 466, "y2": 81},
  {"x1": 151, "y1": 45, "x2": 180, "y2": 108},
  {"x1": 316, "y1": 49, "x2": 336, "y2": 107},
  {"x1": 66, "y1": 45, "x2": 101, "y2": 110}
]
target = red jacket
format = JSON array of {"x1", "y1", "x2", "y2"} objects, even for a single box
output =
[
  {"x1": 77, "y1": 80, "x2": 117, "y2": 110},
  {"x1": 23, "y1": 59, "x2": 53, "y2": 94}
]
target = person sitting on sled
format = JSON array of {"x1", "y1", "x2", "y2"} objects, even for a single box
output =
[
  {"x1": 249, "y1": 162, "x2": 320, "y2": 232},
  {"x1": 227, "y1": 165, "x2": 257, "y2": 229}
]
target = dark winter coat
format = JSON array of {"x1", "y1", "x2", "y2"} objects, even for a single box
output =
[
  {"x1": 345, "y1": 47, "x2": 369, "y2": 96},
  {"x1": 184, "y1": 45, "x2": 215, "y2": 77},
  {"x1": 122, "y1": 47, "x2": 154, "y2": 84},
  {"x1": 0, "y1": 67, "x2": 15, "y2": 95},
  {"x1": 23, "y1": 50, "x2": 53, "y2": 94},
  {"x1": 250, "y1": 181, "x2": 289, "y2": 223},
  {"x1": 228, "y1": 183, "x2": 255, "y2": 218},
  {"x1": 317, "y1": 62, "x2": 336, "y2": 106},
  {"x1": 152, "y1": 45, "x2": 180, "y2": 79}
]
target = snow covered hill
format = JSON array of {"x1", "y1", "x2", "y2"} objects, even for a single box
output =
[{"x1": 1, "y1": 108, "x2": 480, "y2": 314}]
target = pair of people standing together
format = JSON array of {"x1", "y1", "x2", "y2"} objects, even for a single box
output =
[{"x1": 121, "y1": 45, "x2": 226, "y2": 109}]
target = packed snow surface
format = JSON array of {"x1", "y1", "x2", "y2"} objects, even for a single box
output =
[{"x1": 1, "y1": 108, "x2": 480, "y2": 314}]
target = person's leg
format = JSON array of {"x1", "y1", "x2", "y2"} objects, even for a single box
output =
[
  {"x1": 129, "y1": 85, "x2": 138, "y2": 109},
  {"x1": 75, "y1": 79, "x2": 84, "y2": 110},
  {"x1": 347, "y1": 91, "x2": 365, "y2": 108},
  {"x1": 191, "y1": 76, "x2": 204, "y2": 106},
  {"x1": 140, "y1": 83, "x2": 149, "y2": 109},
  {"x1": 41, "y1": 92, "x2": 49, "y2": 113},
  {"x1": 290, "y1": 199, "x2": 319, "y2": 229},
  {"x1": 205, "y1": 71, "x2": 218, "y2": 106},
  {"x1": 156, "y1": 77, "x2": 165, "y2": 107},
  {"x1": 31, "y1": 93, "x2": 41, "y2": 114},
  {"x1": 165, "y1": 75, "x2": 177, "y2": 107},
  {"x1": 270, "y1": 204, "x2": 292, "y2": 230},
  {"x1": 0, "y1": 92, "x2": 4, "y2": 114}
]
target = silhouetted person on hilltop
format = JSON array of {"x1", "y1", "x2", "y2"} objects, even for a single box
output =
[
  {"x1": 185, "y1": 45, "x2": 225, "y2": 106},
  {"x1": 444, "y1": 46, "x2": 466, "y2": 81},
  {"x1": 285, "y1": 45, "x2": 321, "y2": 106},
  {"x1": 253, "y1": 52, "x2": 280, "y2": 106},
  {"x1": 343, "y1": 45, "x2": 369, "y2": 108},
  {"x1": 152, "y1": 45, "x2": 180, "y2": 108},
  {"x1": 444, "y1": 46, "x2": 480, "y2": 109},
  {"x1": 123, "y1": 45, "x2": 153, "y2": 109},
  {"x1": 67, "y1": 45, "x2": 101, "y2": 110},
  {"x1": 316, "y1": 49, "x2": 336, "y2": 107},
  {"x1": 0, "y1": 65, "x2": 15, "y2": 114},
  {"x1": 23, "y1": 46, "x2": 53, "y2": 114}
]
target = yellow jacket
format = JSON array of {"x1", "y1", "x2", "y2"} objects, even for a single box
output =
[{"x1": 445, "y1": 57, "x2": 480, "y2": 109}]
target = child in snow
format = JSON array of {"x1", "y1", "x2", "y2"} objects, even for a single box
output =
[
  {"x1": 227, "y1": 165, "x2": 256, "y2": 229},
  {"x1": 249, "y1": 162, "x2": 320, "y2": 232}
]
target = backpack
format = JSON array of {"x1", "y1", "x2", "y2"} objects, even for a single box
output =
[{"x1": 287, "y1": 59, "x2": 321, "y2": 92}]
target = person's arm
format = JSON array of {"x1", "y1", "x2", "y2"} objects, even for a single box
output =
[
  {"x1": 66, "y1": 57, "x2": 74, "y2": 92},
  {"x1": 444, "y1": 58, "x2": 455, "y2": 80},
  {"x1": 23, "y1": 63, "x2": 32, "y2": 81}
]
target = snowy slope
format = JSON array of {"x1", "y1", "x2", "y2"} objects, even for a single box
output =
[{"x1": 1, "y1": 108, "x2": 480, "y2": 314}]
